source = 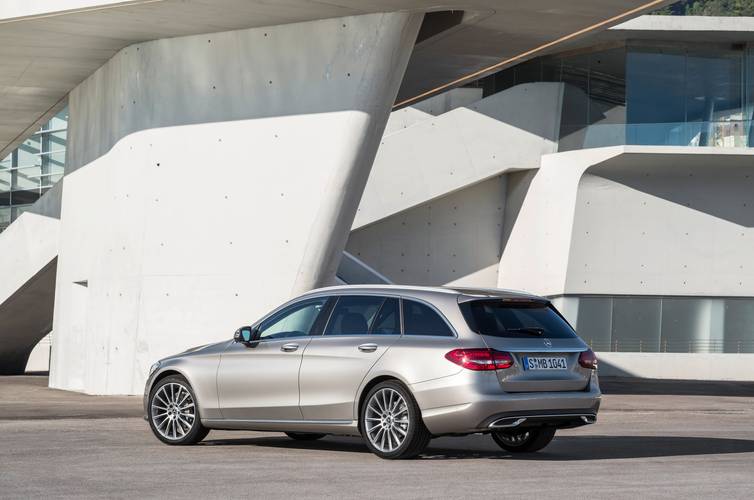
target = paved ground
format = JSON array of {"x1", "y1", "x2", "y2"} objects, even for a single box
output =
[{"x1": 1, "y1": 376, "x2": 753, "y2": 499}]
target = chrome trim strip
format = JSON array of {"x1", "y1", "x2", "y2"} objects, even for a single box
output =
[
  {"x1": 205, "y1": 418, "x2": 355, "y2": 425},
  {"x1": 488, "y1": 413, "x2": 597, "y2": 429}
]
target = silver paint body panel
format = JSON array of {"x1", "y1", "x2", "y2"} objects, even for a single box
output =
[{"x1": 144, "y1": 285, "x2": 601, "y2": 436}]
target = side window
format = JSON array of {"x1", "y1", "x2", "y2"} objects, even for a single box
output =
[
  {"x1": 403, "y1": 299, "x2": 454, "y2": 337},
  {"x1": 370, "y1": 298, "x2": 400, "y2": 335},
  {"x1": 258, "y1": 298, "x2": 328, "y2": 340},
  {"x1": 324, "y1": 296, "x2": 385, "y2": 336}
]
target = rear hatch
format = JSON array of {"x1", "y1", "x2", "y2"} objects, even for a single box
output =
[{"x1": 459, "y1": 297, "x2": 591, "y2": 392}]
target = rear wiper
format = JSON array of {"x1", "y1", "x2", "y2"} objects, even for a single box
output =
[{"x1": 505, "y1": 327, "x2": 545, "y2": 336}]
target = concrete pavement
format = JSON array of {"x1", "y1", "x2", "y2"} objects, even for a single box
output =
[{"x1": 1, "y1": 376, "x2": 753, "y2": 499}]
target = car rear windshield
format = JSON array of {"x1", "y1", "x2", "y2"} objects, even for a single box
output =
[{"x1": 459, "y1": 300, "x2": 577, "y2": 339}]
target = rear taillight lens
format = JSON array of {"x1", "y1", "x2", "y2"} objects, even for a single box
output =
[
  {"x1": 578, "y1": 349, "x2": 598, "y2": 370},
  {"x1": 445, "y1": 349, "x2": 514, "y2": 371}
]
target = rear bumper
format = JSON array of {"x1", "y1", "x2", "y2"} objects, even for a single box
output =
[{"x1": 412, "y1": 370, "x2": 601, "y2": 436}]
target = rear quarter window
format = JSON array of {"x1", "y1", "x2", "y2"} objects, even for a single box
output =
[
  {"x1": 403, "y1": 299, "x2": 454, "y2": 337},
  {"x1": 459, "y1": 300, "x2": 577, "y2": 339}
]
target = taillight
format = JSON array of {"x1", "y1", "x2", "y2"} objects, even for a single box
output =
[
  {"x1": 445, "y1": 349, "x2": 514, "y2": 371},
  {"x1": 578, "y1": 349, "x2": 598, "y2": 370}
]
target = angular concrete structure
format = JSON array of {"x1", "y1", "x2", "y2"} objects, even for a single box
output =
[
  {"x1": 1, "y1": 2, "x2": 681, "y2": 391},
  {"x1": 49, "y1": 12, "x2": 422, "y2": 394}
]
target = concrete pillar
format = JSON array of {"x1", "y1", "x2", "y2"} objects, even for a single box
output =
[{"x1": 49, "y1": 12, "x2": 423, "y2": 394}]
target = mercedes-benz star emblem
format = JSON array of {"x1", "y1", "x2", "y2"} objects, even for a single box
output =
[{"x1": 543, "y1": 338, "x2": 552, "y2": 348}]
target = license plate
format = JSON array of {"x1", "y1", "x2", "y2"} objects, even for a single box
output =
[{"x1": 523, "y1": 356, "x2": 567, "y2": 370}]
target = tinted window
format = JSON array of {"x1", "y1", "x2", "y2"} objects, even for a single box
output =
[
  {"x1": 258, "y1": 298, "x2": 328, "y2": 340},
  {"x1": 325, "y1": 296, "x2": 384, "y2": 336},
  {"x1": 403, "y1": 299, "x2": 454, "y2": 337},
  {"x1": 460, "y1": 300, "x2": 577, "y2": 339},
  {"x1": 371, "y1": 298, "x2": 400, "y2": 335}
]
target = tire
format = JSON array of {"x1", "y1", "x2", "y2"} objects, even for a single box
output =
[
  {"x1": 148, "y1": 375, "x2": 209, "y2": 445},
  {"x1": 285, "y1": 432, "x2": 326, "y2": 441},
  {"x1": 360, "y1": 380, "x2": 431, "y2": 459},
  {"x1": 491, "y1": 426, "x2": 556, "y2": 453}
]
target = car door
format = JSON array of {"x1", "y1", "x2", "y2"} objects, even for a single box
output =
[
  {"x1": 216, "y1": 296, "x2": 329, "y2": 420},
  {"x1": 298, "y1": 295, "x2": 401, "y2": 421}
]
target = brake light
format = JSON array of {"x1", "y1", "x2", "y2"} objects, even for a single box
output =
[
  {"x1": 578, "y1": 349, "x2": 598, "y2": 370},
  {"x1": 445, "y1": 349, "x2": 514, "y2": 371}
]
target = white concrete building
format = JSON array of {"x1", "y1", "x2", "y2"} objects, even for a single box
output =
[{"x1": 6, "y1": 2, "x2": 754, "y2": 394}]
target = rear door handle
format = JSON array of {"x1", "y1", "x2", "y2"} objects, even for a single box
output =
[
  {"x1": 358, "y1": 343, "x2": 378, "y2": 353},
  {"x1": 281, "y1": 343, "x2": 299, "y2": 352}
]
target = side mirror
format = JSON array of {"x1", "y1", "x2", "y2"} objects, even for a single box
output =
[{"x1": 234, "y1": 326, "x2": 255, "y2": 343}]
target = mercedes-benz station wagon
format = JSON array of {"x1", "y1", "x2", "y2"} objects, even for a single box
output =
[{"x1": 144, "y1": 285, "x2": 600, "y2": 459}]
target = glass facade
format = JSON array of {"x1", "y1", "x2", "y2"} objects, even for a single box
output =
[
  {"x1": 555, "y1": 295, "x2": 754, "y2": 353},
  {"x1": 473, "y1": 41, "x2": 754, "y2": 150},
  {"x1": 0, "y1": 108, "x2": 68, "y2": 232}
]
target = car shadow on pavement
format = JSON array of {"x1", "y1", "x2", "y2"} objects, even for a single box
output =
[{"x1": 201, "y1": 434, "x2": 754, "y2": 460}]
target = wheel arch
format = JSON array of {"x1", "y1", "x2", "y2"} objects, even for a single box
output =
[{"x1": 355, "y1": 374, "x2": 413, "y2": 435}]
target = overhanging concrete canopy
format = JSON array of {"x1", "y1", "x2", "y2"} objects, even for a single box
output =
[{"x1": 0, "y1": 0, "x2": 671, "y2": 159}]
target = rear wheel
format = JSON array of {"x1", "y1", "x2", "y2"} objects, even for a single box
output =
[
  {"x1": 148, "y1": 375, "x2": 209, "y2": 445},
  {"x1": 360, "y1": 381, "x2": 431, "y2": 459},
  {"x1": 285, "y1": 432, "x2": 326, "y2": 441},
  {"x1": 491, "y1": 426, "x2": 556, "y2": 453}
]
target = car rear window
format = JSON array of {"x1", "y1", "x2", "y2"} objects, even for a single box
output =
[{"x1": 459, "y1": 300, "x2": 577, "y2": 339}]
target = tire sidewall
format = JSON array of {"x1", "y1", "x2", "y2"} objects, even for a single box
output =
[
  {"x1": 148, "y1": 374, "x2": 204, "y2": 445},
  {"x1": 360, "y1": 381, "x2": 421, "y2": 459}
]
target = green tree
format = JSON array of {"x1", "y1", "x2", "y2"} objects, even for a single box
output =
[{"x1": 652, "y1": 0, "x2": 754, "y2": 15}]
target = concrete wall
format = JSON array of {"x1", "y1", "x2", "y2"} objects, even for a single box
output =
[
  {"x1": 50, "y1": 12, "x2": 422, "y2": 395},
  {"x1": 354, "y1": 82, "x2": 563, "y2": 230},
  {"x1": 598, "y1": 352, "x2": 754, "y2": 381},
  {"x1": 347, "y1": 176, "x2": 506, "y2": 287},
  {"x1": 498, "y1": 147, "x2": 754, "y2": 297}
]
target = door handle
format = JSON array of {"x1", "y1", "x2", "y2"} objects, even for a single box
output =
[
  {"x1": 358, "y1": 343, "x2": 378, "y2": 353},
  {"x1": 281, "y1": 343, "x2": 299, "y2": 352}
]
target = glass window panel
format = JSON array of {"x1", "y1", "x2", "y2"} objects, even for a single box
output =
[
  {"x1": 514, "y1": 59, "x2": 542, "y2": 85},
  {"x1": 47, "y1": 110, "x2": 68, "y2": 131},
  {"x1": 258, "y1": 298, "x2": 328, "y2": 340},
  {"x1": 611, "y1": 297, "x2": 661, "y2": 352},
  {"x1": 0, "y1": 171, "x2": 10, "y2": 193},
  {"x1": 584, "y1": 46, "x2": 626, "y2": 148},
  {"x1": 48, "y1": 130, "x2": 67, "y2": 151},
  {"x1": 686, "y1": 47, "x2": 744, "y2": 147},
  {"x1": 371, "y1": 298, "x2": 400, "y2": 335},
  {"x1": 574, "y1": 297, "x2": 613, "y2": 351},
  {"x1": 0, "y1": 191, "x2": 10, "y2": 206},
  {"x1": 12, "y1": 166, "x2": 42, "y2": 191},
  {"x1": 0, "y1": 206, "x2": 10, "y2": 226},
  {"x1": 403, "y1": 299, "x2": 453, "y2": 337},
  {"x1": 17, "y1": 136, "x2": 41, "y2": 167},
  {"x1": 325, "y1": 296, "x2": 385, "y2": 336},
  {"x1": 559, "y1": 51, "x2": 591, "y2": 151},
  {"x1": 626, "y1": 45, "x2": 686, "y2": 145},
  {"x1": 0, "y1": 153, "x2": 11, "y2": 169},
  {"x1": 660, "y1": 298, "x2": 723, "y2": 353},
  {"x1": 723, "y1": 299, "x2": 754, "y2": 353},
  {"x1": 9, "y1": 190, "x2": 40, "y2": 205}
]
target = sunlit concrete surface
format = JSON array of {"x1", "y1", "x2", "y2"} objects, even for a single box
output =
[
  {"x1": 0, "y1": 0, "x2": 671, "y2": 158},
  {"x1": 1, "y1": 375, "x2": 753, "y2": 498}
]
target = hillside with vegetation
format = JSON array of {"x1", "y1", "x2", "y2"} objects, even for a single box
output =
[{"x1": 653, "y1": 0, "x2": 754, "y2": 15}]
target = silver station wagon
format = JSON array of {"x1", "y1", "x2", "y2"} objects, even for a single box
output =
[{"x1": 144, "y1": 285, "x2": 600, "y2": 459}]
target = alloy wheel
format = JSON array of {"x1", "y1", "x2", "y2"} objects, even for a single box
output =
[
  {"x1": 151, "y1": 382, "x2": 196, "y2": 441},
  {"x1": 364, "y1": 387, "x2": 409, "y2": 453}
]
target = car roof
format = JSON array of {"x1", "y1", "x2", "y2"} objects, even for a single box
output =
[{"x1": 300, "y1": 284, "x2": 547, "y2": 302}]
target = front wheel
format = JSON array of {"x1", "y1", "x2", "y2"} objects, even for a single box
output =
[
  {"x1": 491, "y1": 426, "x2": 556, "y2": 453},
  {"x1": 148, "y1": 375, "x2": 209, "y2": 445},
  {"x1": 360, "y1": 381, "x2": 431, "y2": 459}
]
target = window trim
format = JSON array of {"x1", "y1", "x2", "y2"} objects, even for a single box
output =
[
  {"x1": 254, "y1": 296, "x2": 330, "y2": 342},
  {"x1": 401, "y1": 297, "x2": 458, "y2": 338},
  {"x1": 321, "y1": 295, "x2": 392, "y2": 338}
]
